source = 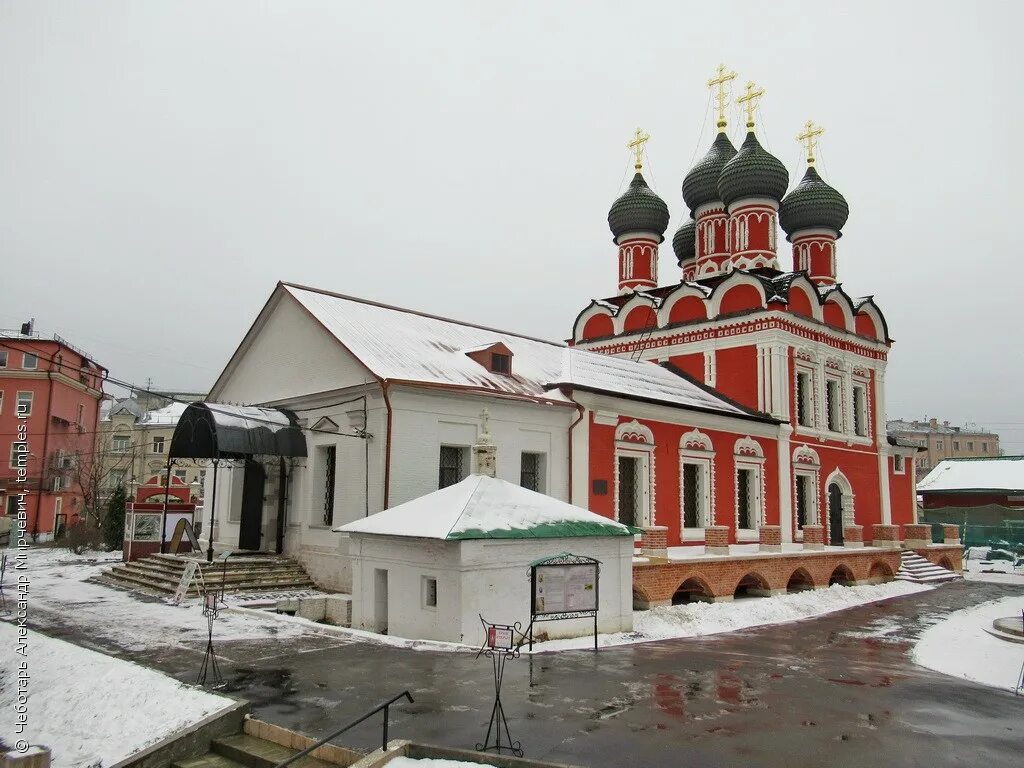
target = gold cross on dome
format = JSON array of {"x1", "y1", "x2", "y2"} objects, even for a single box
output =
[
  {"x1": 737, "y1": 81, "x2": 765, "y2": 129},
  {"x1": 627, "y1": 127, "x2": 650, "y2": 171},
  {"x1": 707, "y1": 64, "x2": 737, "y2": 131},
  {"x1": 796, "y1": 120, "x2": 825, "y2": 166}
]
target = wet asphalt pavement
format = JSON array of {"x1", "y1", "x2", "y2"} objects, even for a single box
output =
[{"x1": 34, "y1": 580, "x2": 1024, "y2": 767}]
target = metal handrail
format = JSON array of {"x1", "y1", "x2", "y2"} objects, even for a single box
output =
[{"x1": 272, "y1": 690, "x2": 415, "y2": 768}]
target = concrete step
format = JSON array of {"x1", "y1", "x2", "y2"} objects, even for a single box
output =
[
  {"x1": 173, "y1": 752, "x2": 250, "y2": 768},
  {"x1": 896, "y1": 551, "x2": 962, "y2": 584},
  {"x1": 101, "y1": 563, "x2": 315, "y2": 596},
  {"x1": 212, "y1": 733, "x2": 334, "y2": 768},
  {"x1": 123, "y1": 560, "x2": 311, "y2": 583}
]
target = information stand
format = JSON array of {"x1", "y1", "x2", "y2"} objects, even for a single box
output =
[{"x1": 529, "y1": 552, "x2": 600, "y2": 651}]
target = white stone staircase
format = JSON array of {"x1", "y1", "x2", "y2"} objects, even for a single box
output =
[{"x1": 895, "y1": 550, "x2": 962, "y2": 584}]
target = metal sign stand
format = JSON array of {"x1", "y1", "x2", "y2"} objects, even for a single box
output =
[
  {"x1": 475, "y1": 615, "x2": 525, "y2": 758},
  {"x1": 1016, "y1": 610, "x2": 1024, "y2": 696},
  {"x1": 528, "y1": 553, "x2": 600, "y2": 651},
  {"x1": 197, "y1": 590, "x2": 224, "y2": 687},
  {"x1": 0, "y1": 554, "x2": 8, "y2": 616}
]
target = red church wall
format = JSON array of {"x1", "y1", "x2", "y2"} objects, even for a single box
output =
[
  {"x1": 668, "y1": 354, "x2": 704, "y2": 382},
  {"x1": 717, "y1": 285, "x2": 762, "y2": 316},
  {"x1": 855, "y1": 313, "x2": 879, "y2": 341},
  {"x1": 581, "y1": 314, "x2": 614, "y2": 340},
  {"x1": 667, "y1": 296, "x2": 707, "y2": 325},
  {"x1": 711, "y1": 346, "x2": 758, "y2": 411},
  {"x1": 623, "y1": 306, "x2": 657, "y2": 332},
  {"x1": 787, "y1": 287, "x2": 815, "y2": 318},
  {"x1": 822, "y1": 302, "x2": 848, "y2": 331},
  {"x1": 888, "y1": 463, "x2": 916, "y2": 524}
]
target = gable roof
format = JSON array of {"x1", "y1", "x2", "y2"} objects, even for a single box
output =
[
  {"x1": 917, "y1": 456, "x2": 1024, "y2": 494},
  {"x1": 336, "y1": 474, "x2": 634, "y2": 540},
  {"x1": 282, "y1": 282, "x2": 765, "y2": 420}
]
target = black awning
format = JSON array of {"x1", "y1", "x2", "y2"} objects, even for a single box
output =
[{"x1": 169, "y1": 402, "x2": 308, "y2": 460}]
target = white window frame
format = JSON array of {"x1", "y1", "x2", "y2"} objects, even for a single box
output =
[
  {"x1": 893, "y1": 454, "x2": 905, "y2": 475},
  {"x1": 679, "y1": 428, "x2": 715, "y2": 538},
  {"x1": 792, "y1": 446, "x2": 821, "y2": 538},
  {"x1": 852, "y1": 381, "x2": 868, "y2": 438},
  {"x1": 614, "y1": 421, "x2": 655, "y2": 528},
  {"x1": 734, "y1": 437, "x2": 766, "y2": 540},
  {"x1": 793, "y1": 355, "x2": 818, "y2": 432},
  {"x1": 22, "y1": 353, "x2": 38, "y2": 370},
  {"x1": 824, "y1": 374, "x2": 843, "y2": 433},
  {"x1": 16, "y1": 391, "x2": 33, "y2": 417},
  {"x1": 0, "y1": 351, "x2": 7, "y2": 367},
  {"x1": 151, "y1": 436, "x2": 165, "y2": 454}
]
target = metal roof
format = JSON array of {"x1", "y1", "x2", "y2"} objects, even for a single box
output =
[{"x1": 168, "y1": 402, "x2": 307, "y2": 459}]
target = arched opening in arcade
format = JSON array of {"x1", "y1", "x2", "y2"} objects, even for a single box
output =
[
  {"x1": 829, "y1": 564, "x2": 856, "y2": 586},
  {"x1": 672, "y1": 576, "x2": 713, "y2": 605},
  {"x1": 786, "y1": 568, "x2": 815, "y2": 593},
  {"x1": 734, "y1": 572, "x2": 772, "y2": 599},
  {"x1": 867, "y1": 561, "x2": 894, "y2": 584}
]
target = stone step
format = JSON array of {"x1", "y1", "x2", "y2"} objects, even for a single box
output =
[
  {"x1": 173, "y1": 752, "x2": 250, "y2": 768},
  {"x1": 122, "y1": 560, "x2": 310, "y2": 582},
  {"x1": 212, "y1": 733, "x2": 334, "y2": 768},
  {"x1": 101, "y1": 567, "x2": 315, "y2": 596},
  {"x1": 896, "y1": 551, "x2": 962, "y2": 584}
]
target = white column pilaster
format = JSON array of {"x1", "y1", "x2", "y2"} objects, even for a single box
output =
[{"x1": 777, "y1": 424, "x2": 794, "y2": 542}]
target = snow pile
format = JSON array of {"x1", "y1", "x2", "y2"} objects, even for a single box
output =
[
  {"x1": 533, "y1": 580, "x2": 931, "y2": 652},
  {"x1": 0, "y1": 623, "x2": 233, "y2": 768},
  {"x1": 337, "y1": 475, "x2": 630, "y2": 540},
  {"x1": 913, "y1": 596, "x2": 1024, "y2": 692},
  {"x1": 387, "y1": 758, "x2": 490, "y2": 768},
  {"x1": 962, "y1": 547, "x2": 1024, "y2": 584}
]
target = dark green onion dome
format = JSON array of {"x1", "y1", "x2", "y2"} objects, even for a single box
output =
[
  {"x1": 607, "y1": 172, "x2": 670, "y2": 242},
  {"x1": 672, "y1": 218, "x2": 696, "y2": 266},
  {"x1": 779, "y1": 165, "x2": 849, "y2": 239},
  {"x1": 717, "y1": 132, "x2": 789, "y2": 208},
  {"x1": 681, "y1": 132, "x2": 737, "y2": 212}
]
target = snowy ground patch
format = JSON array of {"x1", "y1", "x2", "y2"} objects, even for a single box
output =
[
  {"x1": 0, "y1": 623, "x2": 234, "y2": 768},
  {"x1": 913, "y1": 595, "x2": 1024, "y2": 692},
  {"x1": 531, "y1": 580, "x2": 932, "y2": 652},
  {"x1": 962, "y1": 547, "x2": 1024, "y2": 585}
]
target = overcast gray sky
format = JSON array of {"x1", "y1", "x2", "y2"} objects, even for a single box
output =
[{"x1": 2, "y1": 1, "x2": 1022, "y2": 449}]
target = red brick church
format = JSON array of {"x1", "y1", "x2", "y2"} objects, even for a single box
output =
[{"x1": 569, "y1": 71, "x2": 917, "y2": 550}]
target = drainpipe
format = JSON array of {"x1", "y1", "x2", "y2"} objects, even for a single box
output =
[
  {"x1": 381, "y1": 381, "x2": 394, "y2": 509},
  {"x1": 564, "y1": 390, "x2": 586, "y2": 506},
  {"x1": 34, "y1": 370, "x2": 55, "y2": 540}
]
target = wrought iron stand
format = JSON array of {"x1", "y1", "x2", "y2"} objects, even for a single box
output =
[
  {"x1": 475, "y1": 617, "x2": 524, "y2": 757},
  {"x1": 197, "y1": 592, "x2": 224, "y2": 687}
]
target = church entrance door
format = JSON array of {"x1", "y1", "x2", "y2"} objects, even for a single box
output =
[
  {"x1": 238, "y1": 459, "x2": 266, "y2": 551},
  {"x1": 827, "y1": 482, "x2": 844, "y2": 546}
]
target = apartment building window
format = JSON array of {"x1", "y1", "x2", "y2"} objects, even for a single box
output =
[
  {"x1": 953, "y1": 440, "x2": 960, "y2": 450},
  {"x1": 936, "y1": 440, "x2": 943, "y2": 450},
  {"x1": 0, "y1": 391, "x2": 3, "y2": 415},
  {"x1": 112, "y1": 435, "x2": 130, "y2": 452},
  {"x1": 439, "y1": 446, "x2": 467, "y2": 489},
  {"x1": 852, "y1": 384, "x2": 867, "y2": 437},
  {"x1": 109, "y1": 469, "x2": 127, "y2": 489},
  {"x1": 174, "y1": 469, "x2": 188, "y2": 481},
  {"x1": 9, "y1": 443, "x2": 22, "y2": 469},
  {"x1": 825, "y1": 379, "x2": 841, "y2": 432},
  {"x1": 0, "y1": 351, "x2": 7, "y2": 367},
  {"x1": 16, "y1": 391, "x2": 33, "y2": 417},
  {"x1": 967, "y1": 441, "x2": 974, "y2": 451},
  {"x1": 152, "y1": 436, "x2": 165, "y2": 454},
  {"x1": 22, "y1": 353, "x2": 38, "y2": 370},
  {"x1": 796, "y1": 372, "x2": 813, "y2": 428},
  {"x1": 520, "y1": 452, "x2": 544, "y2": 492},
  {"x1": 983, "y1": 443, "x2": 989, "y2": 453},
  {"x1": 77, "y1": 403, "x2": 85, "y2": 425}
]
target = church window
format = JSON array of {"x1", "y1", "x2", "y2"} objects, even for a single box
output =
[
  {"x1": 439, "y1": 445, "x2": 467, "y2": 489},
  {"x1": 893, "y1": 455, "x2": 905, "y2": 474},
  {"x1": 321, "y1": 444, "x2": 337, "y2": 526},
  {"x1": 422, "y1": 576, "x2": 437, "y2": 609},
  {"x1": 737, "y1": 468, "x2": 753, "y2": 529},
  {"x1": 795, "y1": 474, "x2": 812, "y2": 528},
  {"x1": 853, "y1": 384, "x2": 867, "y2": 437},
  {"x1": 682, "y1": 463, "x2": 700, "y2": 527},
  {"x1": 825, "y1": 379, "x2": 841, "y2": 432},
  {"x1": 520, "y1": 452, "x2": 544, "y2": 492},
  {"x1": 796, "y1": 372, "x2": 813, "y2": 428}
]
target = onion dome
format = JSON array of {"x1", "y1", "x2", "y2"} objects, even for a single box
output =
[
  {"x1": 672, "y1": 218, "x2": 696, "y2": 266},
  {"x1": 607, "y1": 172, "x2": 670, "y2": 242},
  {"x1": 681, "y1": 133, "x2": 737, "y2": 212},
  {"x1": 779, "y1": 166, "x2": 849, "y2": 239},
  {"x1": 717, "y1": 132, "x2": 789, "y2": 208}
]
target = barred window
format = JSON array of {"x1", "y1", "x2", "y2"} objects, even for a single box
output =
[
  {"x1": 439, "y1": 446, "x2": 465, "y2": 489},
  {"x1": 322, "y1": 445, "x2": 337, "y2": 526},
  {"x1": 520, "y1": 452, "x2": 543, "y2": 492},
  {"x1": 737, "y1": 468, "x2": 753, "y2": 529}
]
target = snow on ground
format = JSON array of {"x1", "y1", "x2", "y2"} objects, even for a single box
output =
[
  {"x1": 14, "y1": 547, "x2": 312, "y2": 653},
  {"x1": 913, "y1": 596, "x2": 1024, "y2": 692},
  {"x1": 0, "y1": 623, "x2": 233, "y2": 768},
  {"x1": 387, "y1": 758, "x2": 488, "y2": 768},
  {"x1": 529, "y1": 580, "x2": 932, "y2": 652},
  {"x1": 962, "y1": 547, "x2": 1024, "y2": 585}
]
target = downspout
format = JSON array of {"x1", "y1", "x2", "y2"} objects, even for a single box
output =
[
  {"x1": 564, "y1": 389, "x2": 586, "y2": 506},
  {"x1": 34, "y1": 370, "x2": 55, "y2": 540},
  {"x1": 381, "y1": 381, "x2": 394, "y2": 509}
]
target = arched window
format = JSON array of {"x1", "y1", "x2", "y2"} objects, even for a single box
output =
[
  {"x1": 734, "y1": 437, "x2": 766, "y2": 535},
  {"x1": 679, "y1": 429, "x2": 715, "y2": 534},
  {"x1": 792, "y1": 446, "x2": 821, "y2": 537},
  {"x1": 615, "y1": 421, "x2": 655, "y2": 528}
]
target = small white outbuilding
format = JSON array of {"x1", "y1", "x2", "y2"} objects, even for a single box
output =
[{"x1": 336, "y1": 474, "x2": 635, "y2": 645}]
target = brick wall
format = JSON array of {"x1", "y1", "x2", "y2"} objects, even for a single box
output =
[{"x1": 633, "y1": 548, "x2": 902, "y2": 606}]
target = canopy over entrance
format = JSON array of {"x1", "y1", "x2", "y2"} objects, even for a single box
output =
[{"x1": 168, "y1": 402, "x2": 307, "y2": 460}]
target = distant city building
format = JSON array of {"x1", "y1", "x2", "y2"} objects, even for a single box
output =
[
  {"x1": 98, "y1": 397, "x2": 207, "y2": 506},
  {"x1": 0, "y1": 323, "x2": 107, "y2": 540},
  {"x1": 887, "y1": 418, "x2": 1000, "y2": 476}
]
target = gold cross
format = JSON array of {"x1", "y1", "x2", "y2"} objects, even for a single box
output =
[
  {"x1": 707, "y1": 64, "x2": 737, "y2": 131},
  {"x1": 627, "y1": 127, "x2": 650, "y2": 171},
  {"x1": 796, "y1": 120, "x2": 825, "y2": 166},
  {"x1": 737, "y1": 81, "x2": 765, "y2": 129}
]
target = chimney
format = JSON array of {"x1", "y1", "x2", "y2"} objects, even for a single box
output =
[
  {"x1": 473, "y1": 409, "x2": 496, "y2": 478},
  {"x1": 929, "y1": 418, "x2": 938, "y2": 429}
]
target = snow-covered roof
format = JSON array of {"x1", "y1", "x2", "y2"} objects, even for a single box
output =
[
  {"x1": 284, "y1": 283, "x2": 760, "y2": 419},
  {"x1": 917, "y1": 457, "x2": 1024, "y2": 494},
  {"x1": 336, "y1": 475, "x2": 634, "y2": 540},
  {"x1": 138, "y1": 401, "x2": 189, "y2": 426}
]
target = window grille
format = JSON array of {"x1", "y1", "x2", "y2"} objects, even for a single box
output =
[
  {"x1": 520, "y1": 452, "x2": 541, "y2": 491},
  {"x1": 439, "y1": 446, "x2": 464, "y2": 489},
  {"x1": 323, "y1": 445, "x2": 337, "y2": 526},
  {"x1": 682, "y1": 462, "x2": 699, "y2": 528}
]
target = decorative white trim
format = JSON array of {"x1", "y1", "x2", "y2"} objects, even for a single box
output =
[
  {"x1": 679, "y1": 450, "x2": 715, "y2": 531},
  {"x1": 593, "y1": 410, "x2": 619, "y2": 426},
  {"x1": 734, "y1": 437, "x2": 766, "y2": 532},
  {"x1": 824, "y1": 468, "x2": 856, "y2": 538},
  {"x1": 680, "y1": 428, "x2": 713, "y2": 452},
  {"x1": 615, "y1": 419, "x2": 654, "y2": 446},
  {"x1": 707, "y1": 273, "x2": 768, "y2": 317}
]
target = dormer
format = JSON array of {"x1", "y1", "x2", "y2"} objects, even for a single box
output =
[{"x1": 464, "y1": 342, "x2": 514, "y2": 375}]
